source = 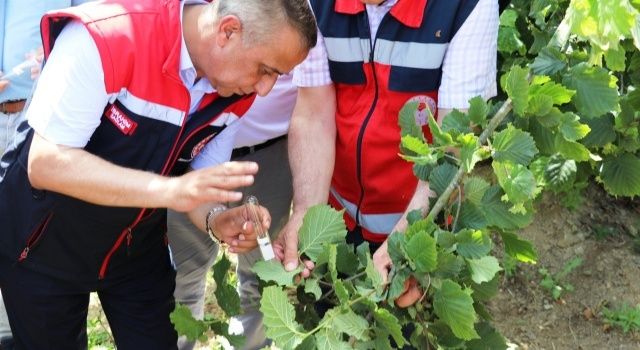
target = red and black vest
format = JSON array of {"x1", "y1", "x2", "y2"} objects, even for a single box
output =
[
  {"x1": 0, "y1": 0, "x2": 253, "y2": 281},
  {"x1": 311, "y1": 0, "x2": 478, "y2": 242}
]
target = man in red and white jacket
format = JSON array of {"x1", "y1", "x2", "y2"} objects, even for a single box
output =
[
  {"x1": 275, "y1": 0, "x2": 498, "y2": 309},
  {"x1": 0, "y1": 0, "x2": 316, "y2": 348}
]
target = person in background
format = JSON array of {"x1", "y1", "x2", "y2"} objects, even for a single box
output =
[
  {"x1": 170, "y1": 74, "x2": 296, "y2": 350},
  {"x1": 0, "y1": 2, "x2": 91, "y2": 349},
  {"x1": 276, "y1": 0, "x2": 499, "y2": 315},
  {"x1": 0, "y1": 0, "x2": 316, "y2": 348}
]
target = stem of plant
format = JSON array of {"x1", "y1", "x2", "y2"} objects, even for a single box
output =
[{"x1": 427, "y1": 98, "x2": 513, "y2": 221}]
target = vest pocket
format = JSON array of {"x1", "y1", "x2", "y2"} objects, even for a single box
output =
[
  {"x1": 329, "y1": 61, "x2": 366, "y2": 85},
  {"x1": 18, "y1": 212, "x2": 54, "y2": 262}
]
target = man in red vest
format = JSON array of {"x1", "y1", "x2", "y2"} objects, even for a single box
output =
[{"x1": 275, "y1": 0, "x2": 498, "y2": 308}]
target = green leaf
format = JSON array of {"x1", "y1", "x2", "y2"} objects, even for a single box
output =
[
  {"x1": 559, "y1": 112, "x2": 591, "y2": 141},
  {"x1": 398, "y1": 101, "x2": 425, "y2": 140},
  {"x1": 401, "y1": 135, "x2": 429, "y2": 156},
  {"x1": 315, "y1": 329, "x2": 352, "y2": 350},
  {"x1": 327, "y1": 244, "x2": 338, "y2": 282},
  {"x1": 428, "y1": 111, "x2": 454, "y2": 146},
  {"x1": 436, "y1": 252, "x2": 465, "y2": 279},
  {"x1": 481, "y1": 186, "x2": 533, "y2": 230},
  {"x1": 600, "y1": 153, "x2": 640, "y2": 196},
  {"x1": 374, "y1": 308, "x2": 406, "y2": 347},
  {"x1": 433, "y1": 280, "x2": 479, "y2": 340},
  {"x1": 463, "y1": 177, "x2": 490, "y2": 206},
  {"x1": 499, "y1": 9, "x2": 518, "y2": 27},
  {"x1": 468, "y1": 96, "x2": 490, "y2": 126},
  {"x1": 459, "y1": 133, "x2": 482, "y2": 172},
  {"x1": 253, "y1": 260, "x2": 301, "y2": 286},
  {"x1": 429, "y1": 163, "x2": 458, "y2": 196},
  {"x1": 529, "y1": 81, "x2": 576, "y2": 106},
  {"x1": 387, "y1": 267, "x2": 410, "y2": 302},
  {"x1": 442, "y1": 109, "x2": 472, "y2": 138},
  {"x1": 582, "y1": 115, "x2": 616, "y2": 147},
  {"x1": 213, "y1": 254, "x2": 241, "y2": 317},
  {"x1": 503, "y1": 66, "x2": 530, "y2": 117},
  {"x1": 456, "y1": 229, "x2": 492, "y2": 259},
  {"x1": 605, "y1": 46, "x2": 627, "y2": 72},
  {"x1": 366, "y1": 254, "x2": 384, "y2": 290},
  {"x1": 470, "y1": 276, "x2": 500, "y2": 302},
  {"x1": 466, "y1": 321, "x2": 508, "y2": 350},
  {"x1": 406, "y1": 230, "x2": 438, "y2": 273},
  {"x1": 334, "y1": 280, "x2": 350, "y2": 304},
  {"x1": 331, "y1": 309, "x2": 370, "y2": 341},
  {"x1": 467, "y1": 256, "x2": 502, "y2": 284},
  {"x1": 386, "y1": 232, "x2": 407, "y2": 264},
  {"x1": 544, "y1": 154, "x2": 577, "y2": 190},
  {"x1": 531, "y1": 47, "x2": 567, "y2": 75},
  {"x1": 304, "y1": 278, "x2": 322, "y2": 301},
  {"x1": 555, "y1": 135, "x2": 591, "y2": 162},
  {"x1": 492, "y1": 161, "x2": 537, "y2": 208},
  {"x1": 456, "y1": 201, "x2": 488, "y2": 230},
  {"x1": 298, "y1": 205, "x2": 347, "y2": 261},
  {"x1": 492, "y1": 125, "x2": 539, "y2": 165},
  {"x1": 498, "y1": 27, "x2": 526, "y2": 55},
  {"x1": 567, "y1": 0, "x2": 638, "y2": 51},
  {"x1": 562, "y1": 63, "x2": 619, "y2": 118},
  {"x1": 170, "y1": 304, "x2": 208, "y2": 342},
  {"x1": 527, "y1": 94, "x2": 554, "y2": 117},
  {"x1": 336, "y1": 243, "x2": 359, "y2": 275},
  {"x1": 499, "y1": 231, "x2": 537, "y2": 264},
  {"x1": 260, "y1": 286, "x2": 306, "y2": 350}
]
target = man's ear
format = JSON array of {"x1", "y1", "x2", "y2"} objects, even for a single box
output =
[{"x1": 215, "y1": 15, "x2": 242, "y2": 47}]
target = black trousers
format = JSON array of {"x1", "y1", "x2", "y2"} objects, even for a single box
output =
[{"x1": 0, "y1": 252, "x2": 177, "y2": 350}]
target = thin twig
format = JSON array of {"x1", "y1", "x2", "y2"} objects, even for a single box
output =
[
  {"x1": 451, "y1": 184, "x2": 462, "y2": 232},
  {"x1": 427, "y1": 98, "x2": 514, "y2": 221}
]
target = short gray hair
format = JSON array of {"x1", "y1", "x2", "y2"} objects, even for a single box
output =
[{"x1": 212, "y1": 0, "x2": 317, "y2": 50}]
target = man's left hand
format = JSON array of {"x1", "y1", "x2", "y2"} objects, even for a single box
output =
[{"x1": 373, "y1": 241, "x2": 422, "y2": 308}]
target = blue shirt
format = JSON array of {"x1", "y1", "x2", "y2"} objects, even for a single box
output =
[{"x1": 0, "y1": 0, "x2": 89, "y2": 102}]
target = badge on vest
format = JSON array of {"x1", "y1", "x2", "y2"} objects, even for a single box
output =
[
  {"x1": 405, "y1": 95, "x2": 437, "y2": 126},
  {"x1": 106, "y1": 104, "x2": 138, "y2": 135}
]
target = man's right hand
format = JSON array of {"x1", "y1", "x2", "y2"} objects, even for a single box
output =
[
  {"x1": 166, "y1": 161, "x2": 258, "y2": 212},
  {"x1": 273, "y1": 211, "x2": 314, "y2": 278}
]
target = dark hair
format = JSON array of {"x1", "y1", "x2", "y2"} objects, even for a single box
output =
[
  {"x1": 215, "y1": 0, "x2": 317, "y2": 50},
  {"x1": 279, "y1": 0, "x2": 318, "y2": 50}
]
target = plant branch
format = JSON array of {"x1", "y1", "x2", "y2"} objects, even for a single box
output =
[{"x1": 427, "y1": 98, "x2": 513, "y2": 221}]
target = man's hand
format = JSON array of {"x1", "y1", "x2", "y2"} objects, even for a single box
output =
[
  {"x1": 373, "y1": 241, "x2": 422, "y2": 308},
  {"x1": 211, "y1": 204, "x2": 270, "y2": 254},
  {"x1": 272, "y1": 211, "x2": 314, "y2": 278},
  {"x1": 164, "y1": 161, "x2": 258, "y2": 212}
]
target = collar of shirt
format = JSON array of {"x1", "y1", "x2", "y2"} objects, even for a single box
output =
[{"x1": 179, "y1": 0, "x2": 214, "y2": 95}]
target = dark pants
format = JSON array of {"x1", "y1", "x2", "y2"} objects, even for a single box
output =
[{"x1": 0, "y1": 253, "x2": 177, "y2": 350}]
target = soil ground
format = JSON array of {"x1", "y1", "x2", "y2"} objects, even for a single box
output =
[{"x1": 489, "y1": 184, "x2": 640, "y2": 350}]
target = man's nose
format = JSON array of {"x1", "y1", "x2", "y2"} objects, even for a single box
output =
[{"x1": 254, "y1": 74, "x2": 278, "y2": 97}]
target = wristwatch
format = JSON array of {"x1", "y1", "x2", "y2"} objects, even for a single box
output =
[{"x1": 205, "y1": 205, "x2": 227, "y2": 244}]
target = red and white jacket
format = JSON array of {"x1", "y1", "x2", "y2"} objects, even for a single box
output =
[{"x1": 0, "y1": 0, "x2": 253, "y2": 281}]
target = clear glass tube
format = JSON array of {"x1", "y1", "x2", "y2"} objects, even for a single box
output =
[{"x1": 245, "y1": 195, "x2": 275, "y2": 260}]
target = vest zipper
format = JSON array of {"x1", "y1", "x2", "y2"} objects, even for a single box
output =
[
  {"x1": 98, "y1": 78, "x2": 191, "y2": 280},
  {"x1": 18, "y1": 213, "x2": 54, "y2": 262},
  {"x1": 354, "y1": 12, "x2": 387, "y2": 227}
]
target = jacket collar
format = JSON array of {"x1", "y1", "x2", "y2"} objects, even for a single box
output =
[{"x1": 334, "y1": 0, "x2": 428, "y2": 29}]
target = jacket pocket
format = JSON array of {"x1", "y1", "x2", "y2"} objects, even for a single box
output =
[{"x1": 18, "y1": 212, "x2": 54, "y2": 262}]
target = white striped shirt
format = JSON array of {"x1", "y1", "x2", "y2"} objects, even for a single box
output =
[{"x1": 293, "y1": 0, "x2": 498, "y2": 109}]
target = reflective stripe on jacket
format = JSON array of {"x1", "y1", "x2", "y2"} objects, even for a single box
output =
[{"x1": 312, "y1": 0, "x2": 478, "y2": 242}]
